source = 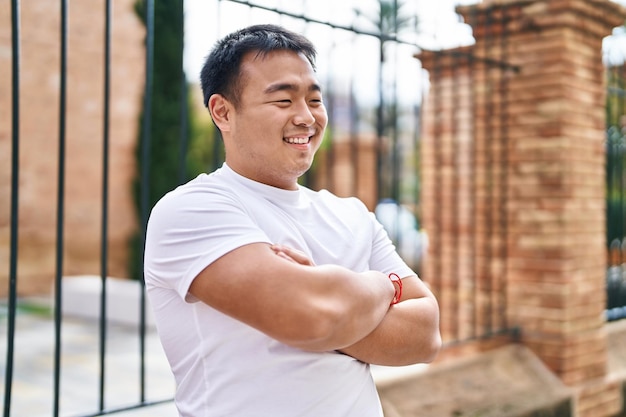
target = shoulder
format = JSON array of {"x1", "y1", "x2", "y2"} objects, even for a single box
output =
[
  {"x1": 148, "y1": 171, "x2": 248, "y2": 233},
  {"x1": 153, "y1": 171, "x2": 239, "y2": 211}
]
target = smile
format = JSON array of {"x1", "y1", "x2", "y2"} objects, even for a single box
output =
[{"x1": 283, "y1": 136, "x2": 311, "y2": 144}]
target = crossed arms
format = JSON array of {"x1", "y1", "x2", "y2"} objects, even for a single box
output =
[{"x1": 189, "y1": 242, "x2": 441, "y2": 366}]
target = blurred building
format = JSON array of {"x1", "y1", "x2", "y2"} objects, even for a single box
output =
[{"x1": 0, "y1": 1, "x2": 145, "y2": 295}]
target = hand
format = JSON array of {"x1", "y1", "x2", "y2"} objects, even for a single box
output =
[{"x1": 270, "y1": 244, "x2": 315, "y2": 266}]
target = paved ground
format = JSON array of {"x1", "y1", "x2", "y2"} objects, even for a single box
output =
[
  {"x1": 6, "y1": 283, "x2": 623, "y2": 417},
  {"x1": 0, "y1": 309, "x2": 177, "y2": 417},
  {"x1": 0, "y1": 296, "x2": 426, "y2": 417}
]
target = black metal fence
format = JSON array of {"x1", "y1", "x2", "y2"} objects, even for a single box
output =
[
  {"x1": 3, "y1": 1, "x2": 169, "y2": 415},
  {"x1": 2, "y1": 0, "x2": 427, "y2": 415},
  {"x1": 3, "y1": 0, "x2": 622, "y2": 415}
]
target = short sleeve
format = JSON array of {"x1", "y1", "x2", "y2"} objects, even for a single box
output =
[
  {"x1": 367, "y1": 210, "x2": 416, "y2": 280},
  {"x1": 144, "y1": 181, "x2": 271, "y2": 302}
]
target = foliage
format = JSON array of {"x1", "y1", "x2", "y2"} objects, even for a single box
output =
[
  {"x1": 606, "y1": 67, "x2": 626, "y2": 126},
  {"x1": 129, "y1": 0, "x2": 216, "y2": 279},
  {"x1": 606, "y1": 66, "x2": 626, "y2": 246},
  {"x1": 186, "y1": 96, "x2": 221, "y2": 177}
]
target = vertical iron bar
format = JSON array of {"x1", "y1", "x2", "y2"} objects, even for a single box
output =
[
  {"x1": 391, "y1": 0, "x2": 400, "y2": 204},
  {"x1": 139, "y1": 0, "x2": 156, "y2": 403},
  {"x1": 211, "y1": 0, "x2": 225, "y2": 171},
  {"x1": 609, "y1": 67, "x2": 619, "y2": 252},
  {"x1": 609, "y1": 65, "x2": 626, "y2": 252},
  {"x1": 616, "y1": 66, "x2": 622, "y2": 246},
  {"x1": 349, "y1": 70, "x2": 360, "y2": 197},
  {"x1": 376, "y1": 17, "x2": 385, "y2": 202},
  {"x1": 211, "y1": 124, "x2": 223, "y2": 170},
  {"x1": 412, "y1": 96, "x2": 420, "y2": 242},
  {"x1": 616, "y1": 67, "x2": 622, "y2": 251},
  {"x1": 616, "y1": 64, "x2": 626, "y2": 264},
  {"x1": 99, "y1": 0, "x2": 112, "y2": 411},
  {"x1": 324, "y1": 49, "x2": 335, "y2": 192},
  {"x1": 53, "y1": 0, "x2": 69, "y2": 415},
  {"x1": 607, "y1": 91, "x2": 612, "y2": 313},
  {"x1": 614, "y1": 134, "x2": 626, "y2": 256},
  {"x1": 178, "y1": 78, "x2": 189, "y2": 185},
  {"x1": 4, "y1": 1, "x2": 20, "y2": 416},
  {"x1": 178, "y1": 4, "x2": 189, "y2": 186}
]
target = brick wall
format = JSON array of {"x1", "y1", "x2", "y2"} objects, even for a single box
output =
[
  {"x1": 419, "y1": 1, "x2": 626, "y2": 416},
  {"x1": 0, "y1": 1, "x2": 145, "y2": 295}
]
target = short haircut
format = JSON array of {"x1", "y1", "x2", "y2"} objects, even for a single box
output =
[{"x1": 200, "y1": 24, "x2": 317, "y2": 109}]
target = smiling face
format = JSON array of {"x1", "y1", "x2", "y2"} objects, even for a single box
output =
[{"x1": 208, "y1": 50, "x2": 328, "y2": 190}]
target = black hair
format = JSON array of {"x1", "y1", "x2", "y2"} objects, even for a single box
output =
[{"x1": 200, "y1": 24, "x2": 317, "y2": 109}]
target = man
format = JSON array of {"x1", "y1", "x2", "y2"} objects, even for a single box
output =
[{"x1": 144, "y1": 24, "x2": 441, "y2": 417}]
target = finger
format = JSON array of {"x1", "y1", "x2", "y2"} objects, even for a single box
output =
[
  {"x1": 274, "y1": 251, "x2": 296, "y2": 264},
  {"x1": 280, "y1": 247, "x2": 315, "y2": 266},
  {"x1": 271, "y1": 244, "x2": 315, "y2": 266}
]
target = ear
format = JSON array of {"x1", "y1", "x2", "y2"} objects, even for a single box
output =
[{"x1": 208, "y1": 94, "x2": 232, "y2": 132}]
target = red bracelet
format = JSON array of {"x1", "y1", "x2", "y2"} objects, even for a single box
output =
[{"x1": 388, "y1": 273, "x2": 402, "y2": 305}]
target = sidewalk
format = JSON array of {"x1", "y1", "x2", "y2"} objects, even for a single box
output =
[
  {"x1": 0, "y1": 307, "x2": 177, "y2": 417},
  {"x1": 0, "y1": 279, "x2": 427, "y2": 417}
]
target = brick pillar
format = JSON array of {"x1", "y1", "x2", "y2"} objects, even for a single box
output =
[
  {"x1": 418, "y1": 47, "x2": 488, "y2": 343},
  {"x1": 420, "y1": 1, "x2": 626, "y2": 416}
]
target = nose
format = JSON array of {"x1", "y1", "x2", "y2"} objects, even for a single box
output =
[{"x1": 293, "y1": 100, "x2": 316, "y2": 127}]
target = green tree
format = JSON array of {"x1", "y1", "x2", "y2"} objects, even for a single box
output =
[
  {"x1": 130, "y1": 1, "x2": 218, "y2": 280},
  {"x1": 187, "y1": 97, "x2": 221, "y2": 176},
  {"x1": 130, "y1": 0, "x2": 187, "y2": 279}
]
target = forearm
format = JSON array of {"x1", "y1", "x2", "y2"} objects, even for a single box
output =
[
  {"x1": 338, "y1": 296, "x2": 441, "y2": 366},
  {"x1": 189, "y1": 243, "x2": 396, "y2": 353},
  {"x1": 288, "y1": 265, "x2": 396, "y2": 352}
]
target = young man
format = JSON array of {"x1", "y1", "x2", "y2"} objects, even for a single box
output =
[{"x1": 144, "y1": 24, "x2": 441, "y2": 417}]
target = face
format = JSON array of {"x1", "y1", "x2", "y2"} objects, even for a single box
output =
[{"x1": 210, "y1": 50, "x2": 328, "y2": 190}]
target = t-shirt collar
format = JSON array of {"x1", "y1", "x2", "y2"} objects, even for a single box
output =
[{"x1": 221, "y1": 162, "x2": 303, "y2": 206}]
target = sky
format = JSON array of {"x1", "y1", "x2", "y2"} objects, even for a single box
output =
[
  {"x1": 182, "y1": 0, "x2": 478, "y2": 83},
  {"x1": 182, "y1": 0, "x2": 626, "y2": 105}
]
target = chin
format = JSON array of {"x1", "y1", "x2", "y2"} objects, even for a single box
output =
[{"x1": 285, "y1": 166, "x2": 310, "y2": 182}]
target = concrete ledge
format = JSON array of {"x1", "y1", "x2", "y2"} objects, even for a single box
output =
[
  {"x1": 61, "y1": 275, "x2": 155, "y2": 328},
  {"x1": 608, "y1": 319, "x2": 626, "y2": 380},
  {"x1": 608, "y1": 320, "x2": 626, "y2": 417},
  {"x1": 377, "y1": 345, "x2": 573, "y2": 417}
]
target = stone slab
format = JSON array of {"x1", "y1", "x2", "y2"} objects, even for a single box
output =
[
  {"x1": 608, "y1": 319, "x2": 626, "y2": 380},
  {"x1": 61, "y1": 275, "x2": 155, "y2": 328},
  {"x1": 377, "y1": 344, "x2": 573, "y2": 417}
]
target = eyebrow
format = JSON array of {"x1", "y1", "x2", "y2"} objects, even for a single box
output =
[{"x1": 263, "y1": 82, "x2": 322, "y2": 95}]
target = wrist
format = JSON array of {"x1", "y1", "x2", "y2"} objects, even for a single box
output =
[{"x1": 388, "y1": 273, "x2": 403, "y2": 305}]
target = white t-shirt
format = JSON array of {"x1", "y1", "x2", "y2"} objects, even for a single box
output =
[{"x1": 144, "y1": 163, "x2": 415, "y2": 417}]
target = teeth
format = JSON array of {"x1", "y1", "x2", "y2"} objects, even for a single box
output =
[{"x1": 284, "y1": 137, "x2": 309, "y2": 144}]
